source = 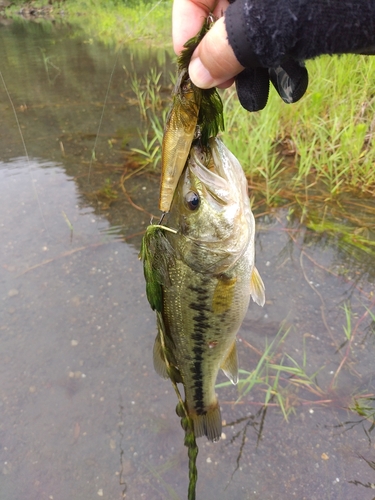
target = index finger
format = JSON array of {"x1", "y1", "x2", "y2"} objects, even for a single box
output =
[{"x1": 172, "y1": 0, "x2": 229, "y2": 55}]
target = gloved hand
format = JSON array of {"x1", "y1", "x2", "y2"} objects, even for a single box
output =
[
  {"x1": 225, "y1": 0, "x2": 309, "y2": 112},
  {"x1": 173, "y1": 0, "x2": 309, "y2": 112},
  {"x1": 235, "y1": 58, "x2": 309, "y2": 112}
]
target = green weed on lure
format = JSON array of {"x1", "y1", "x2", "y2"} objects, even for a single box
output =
[{"x1": 159, "y1": 15, "x2": 224, "y2": 213}]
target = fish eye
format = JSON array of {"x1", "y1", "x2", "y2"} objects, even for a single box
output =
[{"x1": 185, "y1": 191, "x2": 200, "y2": 211}]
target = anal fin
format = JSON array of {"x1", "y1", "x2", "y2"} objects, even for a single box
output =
[
  {"x1": 250, "y1": 266, "x2": 265, "y2": 306},
  {"x1": 220, "y1": 340, "x2": 238, "y2": 385}
]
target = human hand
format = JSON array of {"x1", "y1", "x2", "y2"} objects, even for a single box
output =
[
  {"x1": 172, "y1": 0, "x2": 308, "y2": 111},
  {"x1": 173, "y1": 0, "x2": 243, "y2": 89}
]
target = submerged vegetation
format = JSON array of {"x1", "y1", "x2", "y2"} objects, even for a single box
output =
[{"x1": 217, "y1": 307, "x2": 375, "y2": 423}]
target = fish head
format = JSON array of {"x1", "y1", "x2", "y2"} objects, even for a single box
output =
[{"x1": 167, "y1": 137, "x2": 255, "y2": 273}]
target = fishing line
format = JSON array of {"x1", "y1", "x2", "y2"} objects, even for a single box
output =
[
  {"x1": 88, "y1": 51, "x2": 119, "y2": 182},
  {"x1": 0, "y1": 68, "x2": 48, "y2": 233},
  {"x1": 142, "y1": 0, "x2": 163, "y2": 20}
]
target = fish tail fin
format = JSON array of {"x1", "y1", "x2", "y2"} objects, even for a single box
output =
[{"x1": 190, "y1": 404, "x2": 222, "y2": 442}]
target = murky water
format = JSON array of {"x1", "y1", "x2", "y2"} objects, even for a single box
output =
[{"x1": 1, "y1": 19, "x2": 375, "y2": 500}]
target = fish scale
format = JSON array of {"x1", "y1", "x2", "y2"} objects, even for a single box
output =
[{"x1": 162, "y1": 262, "x2": 248, "y2": 441}]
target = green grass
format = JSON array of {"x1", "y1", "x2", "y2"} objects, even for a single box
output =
[
  {"x1": 126, "y1": 53, "x2": 375, "y2": 205},
  {"x1": 222, "y1": 54, "x2": 375, "y2": 199},
  {"x1": 126, "y1": 61, "x2": 375, "y2": 264},
  {"x1": 8, "y1": 0, "x2": 173, "y2": 46},
  {"x1": 215, "y1": 303, "x2": 375, "y2": 422},
  {"x1": 127, "y1": 66, "x2": 171, "y2": 167},
  {"x1": 67, "y1": 0, "x2": 172, "y2": 46},
  {"x1": 216, "y1": 328, "x2": 326, "y2": 420},
  {"x1": 125, "y1": 60, "x2": 375, "y2": 267}
]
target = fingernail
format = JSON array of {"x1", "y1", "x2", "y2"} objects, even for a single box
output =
[{"x1": 189, "y1": 57, "x2": 215, "y2": 89}]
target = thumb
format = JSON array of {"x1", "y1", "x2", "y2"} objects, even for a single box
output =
[{"x1": 188, "y1": 17, "x2": 244, "y2": 89}]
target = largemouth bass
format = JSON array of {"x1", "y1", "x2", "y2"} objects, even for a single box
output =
[{"x1": 142, "y1": 137, "x2": 265, "y2": 442}]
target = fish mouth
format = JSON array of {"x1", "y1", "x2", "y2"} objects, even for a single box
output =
[{"x1": 188, "y1": 141, "x2": 233, "y2": 207}]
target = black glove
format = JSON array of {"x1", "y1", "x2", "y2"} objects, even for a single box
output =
[
  {"x1": 228, "y1": 0, "x2": 309, "y2": 111},
  {"x1": 235, "y1": 59, "x2": 309, "y2": 112}
]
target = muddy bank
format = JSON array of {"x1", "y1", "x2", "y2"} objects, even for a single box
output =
[{"x1": 0, "y1": 1, "x2": 68, "y2": 21}]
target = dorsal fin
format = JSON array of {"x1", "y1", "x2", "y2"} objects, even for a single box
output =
[
  {"x1": 153, "y1": 314, "x2": 182, "y2": 383},
  {"x1": 153, "y1": 332, "x2": 168, "y2": 379}
]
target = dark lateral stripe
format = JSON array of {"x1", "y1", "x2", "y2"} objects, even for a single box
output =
[
  {"x1": 189, "y1": 302, "x2": 210, "y2": 312},
  {"x1": 188, "y1": 280, "x2": 212, "y2": 416}
]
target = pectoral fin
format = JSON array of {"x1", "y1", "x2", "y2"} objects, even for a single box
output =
[
  {"x1": 220, "y1": 340, "x2": 238, "y2": 385},
  {"x1": 250, "y1": 267, "x2": 265, "y2": 307},
  {"x1": 212, "y1": 276, "x2": 237, "y2": 314}
]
